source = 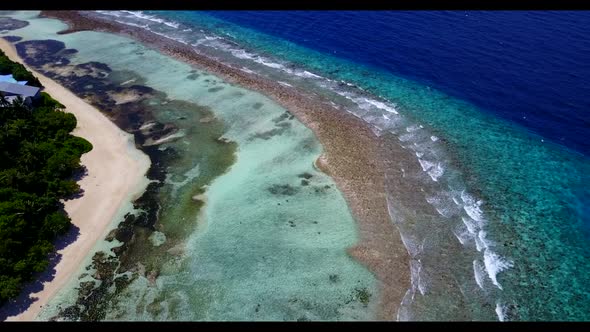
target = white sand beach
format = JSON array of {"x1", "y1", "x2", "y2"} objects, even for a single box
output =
[{"x1": 0, "y1": 39, "x2": 150, "y2": 321}]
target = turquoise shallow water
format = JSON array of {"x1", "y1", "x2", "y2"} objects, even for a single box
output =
[
  {"x1": 2, "y1": 10, "x2": 590, "y2": 321},
  {"x1": 86, "y1": 10, "x2": 590, "y2": 320},
  {"x1": 1, "y1": 11, "x2": 378, "y2": 321}
]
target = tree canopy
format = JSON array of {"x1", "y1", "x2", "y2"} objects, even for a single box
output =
[
  {"x1": 0, "y1": 49, "x2": 43, "y2": 87},
  {"x1": 0, "y1": 69, "x2": 91, "y2": 304}
]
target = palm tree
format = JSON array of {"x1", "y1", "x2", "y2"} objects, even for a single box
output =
[
  {"x1": 10, "y1": 95, "x2": 32, "y2": 112},
  {"x1": 0, "y1": 93, "x2": 10, "y2": 107}
]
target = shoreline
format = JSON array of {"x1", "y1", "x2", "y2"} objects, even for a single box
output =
[
  {"x1": 37, "y1": 11, "x2": 412, "y2": 320},
  {"x1": 0, "y1": 38, "x2": 151, "y2": 321}
]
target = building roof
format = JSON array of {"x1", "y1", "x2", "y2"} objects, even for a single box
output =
[
  {"x1": 0, "y1": 74, "x2": 27, "y2": 85},
  {"x1": 0, "y1": 81, "x2": 40, "y2": 97}
]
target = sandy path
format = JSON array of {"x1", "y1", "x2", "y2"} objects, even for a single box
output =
[{"x1": 0, "y1": 39, "x2": 151, "y2": 321}]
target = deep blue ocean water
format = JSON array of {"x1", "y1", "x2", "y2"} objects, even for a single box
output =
[
  {"x1": 93, "y1": 10, "x2": 590, "y2": 320},
  {"x1": 202, "y1": 11, "x2": 590, "y2": 157}
]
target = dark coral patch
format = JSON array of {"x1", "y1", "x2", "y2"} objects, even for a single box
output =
[
  {"x1": 2, "y1": 35, "x2": 22, "y2": 42},
  {"x1": 268, "y1": 184, "x2": 299, "y2": 196},
  {"x1": 16, "y1": 39, "x2": 71, "y2": 67},
  {"x1": 297, "y1": 172, "x2": 313, "y2": 179},
  {"x1": 249, "y1": 122, "x2": 292, "y2": 141},
  {"x1": 186, "y1": 73, "x2": 200, "y2": 80},
  {"x1": 0, "y1": 16, "x2": 29, "y2": 31},
  {"x1": 208, "y1": 86, "x2": 224, "y2": 93}
]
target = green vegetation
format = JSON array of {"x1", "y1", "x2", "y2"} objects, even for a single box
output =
[
  {"x1": 354, "y1": 287, "x2": 371, "y2": 307},
  {"x1": 0, "y1": 49, "x2": 42, "y2": 87},
  {"x1": 1, "y1": 84, "x2": 91, "y2": 303}
]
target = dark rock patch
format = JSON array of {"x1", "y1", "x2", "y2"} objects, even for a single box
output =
[
  {"x1": 16, "y1": 40, "x2": 71, "y2": 67},
  {"x1": 249, "y1": 122, "x2": 291, "y2": 141},
  {"x1": 0, "y1": 16, "x2": 29, "y2": 31},
  {"x1": 207, "y1": 86, "x2": 224, "y2": 93},
  {"x1": 186, "y1": 72, "x2": 200, "y2": 80},
  {"x1": 297, "y1": 172, "x2": 313, "y2": 179},
  {"x1": 313, "y1": 185, "x2": 331, "y2": 195},
  {"x1": 268, "y1": 184, "x2": 299, "y2": 196},
  {"x1": 329, "y1": 274, "x2": 340, "y2": 283},
  {"x1": 272, "y1": 112, "x2": 290, "y2": 123},
  {"x1": 2, "y1": 35, "x2": 22, "y2": 42}
]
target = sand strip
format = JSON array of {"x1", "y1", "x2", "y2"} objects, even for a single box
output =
[
  {"x1": 37, "y1": 11, "x2": 412, "y2": 320},
  {"x1": 0, "y1": 39, "x2": 150, "y2": 321}
]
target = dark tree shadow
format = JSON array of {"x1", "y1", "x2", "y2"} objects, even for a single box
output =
[
  {"x1": 0, "y1": 219, "x2": 81, "y2": 321},
  {"x1": 64, "y1": 165, "x2": 88, "y2": 200},
  {"x1": 71, "y1": 165, "x2": 88, "y2": 182},
  {"x1": 2, "y1": 35, "x2": 22, "y2": 43}
]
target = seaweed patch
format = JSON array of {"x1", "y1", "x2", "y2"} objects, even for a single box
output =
[
  {"x1": 2, "y1": 35, "x2": 22, "y2": 42},
  {"x1": 0, "y1": 16, "x2": 29, "y2": 31},
  {"x1": 268, "y1": 184, "x2": 299, "y2": 196}
]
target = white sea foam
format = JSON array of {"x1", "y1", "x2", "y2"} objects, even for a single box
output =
[
  {"x1": 120, "y1": 10, "x2": 180, "y2": 29},
  {"x1": 418, "y1": 159, "x2": 444, "y2": 181},
  {"x1": 397, "y1": 289, "x2": 415, "y2": 321},
  {"x1": 474, "y1": 237, "x2": 485, "y2": 252},
  {"x1": 495, "y1": 302, "x2": 508, "y2": 321},
  {"x1": 452, "y1": 230, "x2": 466, "y2": 245},
  {"x1": 238, "y1": 67, "x2": 255, "y2": 75},
  {"x1": 426, "y1": 195, "x2": 451, "y2": 217},
  {"x1": 191, "y1": 35, "x2": 222, "y2": 47},
  {"x1": 163, "y1": 21, "x2": 180, "y2": 29},
  {"x1": 428, "y1": 162, "x2": 444, "y2": 182},
  {"x1": 474, "y1": 229, "x2": 493, "y2": 252},
  {"x1": 190, "y1": 40, "x2": 206, "y2": 47},
  {"x1": 398, "y1": 231, "x2": 422, "y2": 258},
  {"x1": 406, "y1": 124, "x2": 421, "y2": 132},
  {"x1": 473, "y1": 260, "x2": 486, "y2": 289},
  {"x1": 114, "y1": 20, "x2": 149, "y2": 29},
  {"x1": 370, "y1": 125, "x2": 383, "y2": 137},
  {"x1": 410, "y1": 260, "x2": 427, "y2": 296},
  {"x1": 452, "y1": 226, "x2": 472, "y2": 245},
  {"x1": 418, "y1": 159, "x2": 434, "y2": 172},
  {"x1": 96, "y1": 10, "x2": 123, "y2": 18},
  {"x1": 385, "y1": 193, "x2": 402, "y2": 225},
  {"x1": 256, "y1": 57, "x2": 288, "y2": 70},
  {"x1": 278, "y1": 81, "x2": 293, "y2": 87},
  {"x1": 216, "y1": 42, "x2": 297, "y2": 75},
  {"x1": 461, "y1": 191, "x2": 485, "y2": 223},
  {"x1": 362, "y1": 98, "x2": 399, "y2": 114},
  {"x1": 483, "y1": 249, "x2": 514, "y2": 290},
  {"x1": 141, "y1": 28, "x2": 188, "y2": 45},
  {"x1": 478, "y1": 230, "x2": 494, "y2": 249},
  {"x1": 230, "y1": 48, "x2": 256, "y2": 60},
  {"x1": 430, "y1": 135, "x2": 439, "y2": 142},
  {"x1": 331, "y1": 89, "x2": 400, "y2": 121},
  {"x1": 461, "y1": 216, "x2": 478, "y2": 234},
  {"x1": 298, "y1": 70, "x2": 322, "y2": 79}
]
